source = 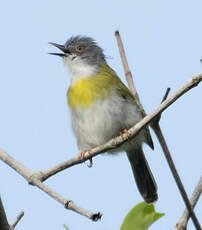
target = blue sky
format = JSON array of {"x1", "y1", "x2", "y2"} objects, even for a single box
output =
[{"x1": 0, "y1": 0, "x2": 201, "y2": 229}]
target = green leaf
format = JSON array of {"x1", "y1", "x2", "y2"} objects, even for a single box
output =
[{"x1": 120, "y1": 202, "x2": 164, "y2": 230}]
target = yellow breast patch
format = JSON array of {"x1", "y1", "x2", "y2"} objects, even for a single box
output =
[
  {"x1": 67, "y1": 64, "x2": 125, "y2": 108},
  {"x1": 68, "y1": 78, "x2": 99, "y2": 108}
]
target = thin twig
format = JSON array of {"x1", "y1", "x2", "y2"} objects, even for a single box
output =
[
  {"x1": 175, "y1": 176, "x2": 202, "y2": 230},
  {"x1": 0, "y1": 196, "x2": 10, "y2": 230},
  {"x1": 32, "y1": 178, "x2": 101, "y2": 221},
  {"x1": 115, "y1": 30, "x2": 145, "y2": 116},
  {"x1": 152, "y1": 123, "x2": 201, "y2": 230},
  {"x1": 115, "y1": 31, "x2": 201, "y2": 230},
  {"x1": 154, "y1": 87, "x2": 201, "y2": 229},
  {"x1": 11, "y1": 211, "x2": 24, "y2": 229},
  {"x1": 161, "y1": 88, "x2": 171, "y2": 104},
  {"x1": 152, "y1": 87, "x2": 171, "y2": 123},
  {"x1": 153, "y1": 89, "x2": 201, "y2": 229},
  {"x1": 155, "y1": 87, "x2": 201, "y2": 229}
]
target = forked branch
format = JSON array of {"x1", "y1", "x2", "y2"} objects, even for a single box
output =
[{"x1": 175, "y1": 176, "x2": 202, "y2": 230}]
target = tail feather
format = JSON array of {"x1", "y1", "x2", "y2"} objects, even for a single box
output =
[{"x1": 126, "y1": 147, "x2": 158, "y2": 203}]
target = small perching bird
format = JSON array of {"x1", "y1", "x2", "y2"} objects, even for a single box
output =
[{"x1": 49, "y1": 36, "x2": 158, "y2": 203}]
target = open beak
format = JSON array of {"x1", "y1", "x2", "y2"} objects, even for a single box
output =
[{"x1": 48, "y1": 42, "x2": 71, "y2": 57}]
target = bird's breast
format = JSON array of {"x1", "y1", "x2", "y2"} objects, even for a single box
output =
[{"x1": 67, "y1": 75, "x2": 114, "y2": 108}]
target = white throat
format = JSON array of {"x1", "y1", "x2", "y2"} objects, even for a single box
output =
[{"x1": 63, "y1": 55, "x2": 98, "y2": 84}]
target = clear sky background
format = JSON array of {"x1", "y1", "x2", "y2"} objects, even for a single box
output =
[{"x1": 0, "y1": 1, "x2": 201, "y2": 230}]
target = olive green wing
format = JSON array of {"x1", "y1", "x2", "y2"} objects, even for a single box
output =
[{"x1": 100, "y1": 64, "x2": 154, "y2": 150}]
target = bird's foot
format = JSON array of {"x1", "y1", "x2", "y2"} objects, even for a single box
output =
[
  {"x1": 120, "y1": 129, "x2": 131, "y2": 138},
  {"x1": 80, "y1": 150, "x2": 93, "y2": 168},
  {"x1": 120, "y1": 128, "x2": 132, "y2": 143}
]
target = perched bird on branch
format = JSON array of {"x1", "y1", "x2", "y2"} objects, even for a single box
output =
[{"x1": 49, "y1": 36, "x2": 158, "y2": 203}]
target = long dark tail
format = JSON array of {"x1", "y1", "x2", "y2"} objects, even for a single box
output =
[{"x1": 126, "y1": 147, "x2": 158, "y2": 203}]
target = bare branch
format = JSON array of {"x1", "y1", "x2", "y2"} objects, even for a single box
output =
[
  {"x1": 0, "y1": 196, "x2": 10, "y2": 230},
  {"x1": 161, "y1": 88, "x2": 171, "y2": 103},
  {"x1": 32, "y1": 177, "x2": 102, "y2": 220},
  {"x1": 175, "y1": 176, "x2": 202, "y2": 230},
  {"x1": 152, "y1": 87, "x2": 171, "y2": 124},
  {"x1": 153, "y1": 87, "x2": 201, "y2": 229},
  {"x1": 0, "y1": 149, "x2": 102, "y2": 221},
  {"x1": 152, "y1": 87, "x2": 201, "y2": 229},
  {"x1": 115, "y1": 30, "x2": 145, "y2": 116},
  {"x1": 152, "y1": 123, "x2": 201, "y2": 230},
  {"x1": 11, "y1": 211, "x2": 24, "y2": 229}
]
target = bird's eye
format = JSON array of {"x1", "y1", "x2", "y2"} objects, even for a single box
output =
[{"x1": 76, "y1": 45, "x2": 84, "y2": 53}]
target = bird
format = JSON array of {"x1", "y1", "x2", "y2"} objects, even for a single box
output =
[{"x1": 49, "y1": 36, "x2": 158, "y2": 203}]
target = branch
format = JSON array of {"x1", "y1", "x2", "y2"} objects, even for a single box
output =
[
  {"x1": 175, "y1": 176, "x2": 202, "y2": 230},
  {"x1": 115, "y1": 31, "x2": 201, "y2": 230},
  {"x1": 152, "y1": 123, "x2": 201, "y2": 230},
  {"x1": 115, "y1": 30, "x2": 145, "y2": 116},
  {"x1": 0, "y1": 149, "x2": 102, "y2": 221},
  {"x1": 0, "y1": 196, "x2": 10, "y2": 230},
  {"x1": 10, "y1": 211, "x2": 24, "y2": 229},
  {"x1": 30, "y1": 72, "x2": 202, "y2": 181},
  {"x1": 0, "y1": 195, "x2": 24, "y2": 230},
  {"x1": 152, "y1": 87, "x2": 171, "y2": 123}
]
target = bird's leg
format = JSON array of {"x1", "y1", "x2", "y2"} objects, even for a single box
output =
[{"x1": 80, "y1": 150, "x2": 93, "y2": 168}]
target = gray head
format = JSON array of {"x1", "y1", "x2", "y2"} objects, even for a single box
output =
[{"x1": 49, "y1": 36, "x2": 106, "y2": 66}]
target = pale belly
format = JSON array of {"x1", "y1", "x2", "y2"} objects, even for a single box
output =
[{"x1": 70, "y1": 95, "x2": 146, "y2": 151}]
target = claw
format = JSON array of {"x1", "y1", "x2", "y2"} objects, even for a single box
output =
[
  {"x1": 81, "y1": 150, "x2": 88, "y2": 159},
  {"x1": 87, "y1": 158, "x2": 93, "y2": 168},
  {"x1": 80, "y1": 150, "x2": 93, "y2": 168}
]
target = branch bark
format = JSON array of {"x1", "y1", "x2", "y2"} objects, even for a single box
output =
[
  {"x1": 0, "y1": 196, "x2": 10, "y2": 230},
  {"x1": 0, "y1": 196, "x2": 24, "y2": 230},
  {"x1": 115, "y1": 30, "x2": 145, "y2": 116},
  {"x1": 10, "y1": 211, "x2": 24, "y2": 230},
  {"x1": 0, "y1": 149, "x2": 102, "y2": 221},
  {"x1": 175, "y1": 176, "x2": 202, "y2": 230},
  {"x1": 152, "y1": 123, "x2": 201, "y2": 230}
]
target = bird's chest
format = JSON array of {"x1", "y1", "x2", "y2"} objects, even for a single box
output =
[
  {"x1": 67, "y1": 77, "x2": 111, "y2": 109},
  {"x1": 68, "y1": 86, "x2": 122, "y2": 149}
]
